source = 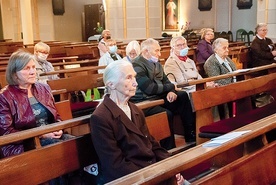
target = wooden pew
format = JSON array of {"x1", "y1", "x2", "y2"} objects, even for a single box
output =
[
  {"x1": 0, "y1": 99, "x2": 166, "y2": 185},
  {"x1": 191, "y1": 72, "x2": 275, "y2": 144},
  {"x1": 106, "y1": 114, "x2": 276, "y2": 184},
  {"x1": 40, "y1": 65, "x2": 106, "y2": 78}
]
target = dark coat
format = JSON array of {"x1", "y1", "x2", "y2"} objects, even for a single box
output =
[
  {"x1": 90, "y1": 95, "x2": 169, "y2": 183},
  {"x1": 196, "y1": 39, "x2": 214, "y2": 64},
  {"x1": 250, "y1": 36, "x2": 275, "y2": 67},
  {"x1": 0, "y1": 83, "x2": 60, "y2": 157}
]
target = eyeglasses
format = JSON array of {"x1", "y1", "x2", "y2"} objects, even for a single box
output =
[
  {"x1": 175, "y1": 43, "x2": 186, "y2": 48},
  {"x1": 37, "y1": 50, "x2": 49, "y2": 54},
  {"x1": 259, "y1": 29, "x2": 268, "y2": 32}
]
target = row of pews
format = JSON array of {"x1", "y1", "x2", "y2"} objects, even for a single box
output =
[{"x1": 0, "y1": 64, "x2": 275, "y2": 184}]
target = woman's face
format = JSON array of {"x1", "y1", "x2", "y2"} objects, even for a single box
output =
[
  {"x1": 173, "y1": 39, "x2": 187, "y2": 56},
  {"x1": 257, "y1": 26, "x2": 268, "y2": 38},
  {"x1": 215, "y1": 41, "x2": 229, "y2": 59},
  {"x1": 204, "y1": 31, "x2": 214, "y2": 41},
  {"x1": 128, "y1": 49, "x2": 138, "y2": 61},
  {"x1": 15, "y1": 59, "x2": 37, "y2": 88},
  {"x1": 114, "y1": 65, "x2": 137, "y2": 98}
]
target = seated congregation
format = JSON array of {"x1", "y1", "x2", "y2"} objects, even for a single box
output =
[{"x1": 0, "y1": 25, "x2": 275, "y2": 184}]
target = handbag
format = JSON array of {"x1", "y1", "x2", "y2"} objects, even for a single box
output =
[
  {"x1": 231, "y1": 47, "x2": 243, "y2": 69},
  {"x1": 254, "y1": 92, "x2": 274, "y2": 108}
]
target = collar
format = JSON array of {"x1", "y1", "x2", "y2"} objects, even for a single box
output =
[
  {"x1": 215, "y1": 53, "x2": 228, "y2": 64},
  {"x1": 177, "y1": 55, "x2": 188, "y2": 62},
  {"x1": 256, "y1": 34, "x2": 265, "y2": 40}
]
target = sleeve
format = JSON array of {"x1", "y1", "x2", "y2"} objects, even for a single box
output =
[
  {"x1": 251, "y1": 39, "x2": 274, "y2": 60},
  {"x1": 197, "y1": 41, "x2": 211, "y2": 61},
  {"x1": 134, "y1": 106, "x2": 170, "y2": 161},
  {"x1": 98, "y1": 41, "x2": 108, "y2": 55},
  {"x1": 133, "y1": 62, "x2": 175, "y2": 96},
  {"x1": 164, "y1": 59, "x2": 186, "y2": 84},
  {"x1": 0, "y1": 95, "x2": 24, "y2": 157},
  {"x1": 90, "y1": 114, "x2": 141, "y2": 178},
  {"x1": 204, "y1": 57, "x2": 231, "y2": 85}
]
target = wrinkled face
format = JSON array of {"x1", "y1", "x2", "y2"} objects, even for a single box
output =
[
  {"x1": 114, "y1": 65, "x2": 137, "y2": 98},
  {"x1": 215, "y1": 41, "x2": 229, "y2": 59},
  {"x1": 173, "y1": 39, "x2": 187, "y2": 56},
  {"x1": 148, "y1": 42, "x2": 161, "y2": 59},
  {"x1": 257, "y1": 26, "x2": 268, "y2": 38},
  {"x1": 204, "y1": 31, "x2": 214, "y2": 41},
  {"x1": 128, "y1": 49, "x2": 138, "y2": 60},
  {"x1": 34, "y1": 46, "x2": 49, "y2": 61},
  {"x1": 15, "y1": 59, "x2": 37, "y2": 87}
]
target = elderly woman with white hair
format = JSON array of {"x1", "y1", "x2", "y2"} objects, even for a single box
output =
[
  {"x1": 204, "y1": 38, "x2": 237, "y2": 119},
  {"x1": 123, "y1": 40, "x2": 141, "y2": 63},
  {"x1": 90, "y1": 60, "x2": 187, "y2": 185},
  {"x1": 204, "y1": 37, "x2": 237, "y2": 86}
]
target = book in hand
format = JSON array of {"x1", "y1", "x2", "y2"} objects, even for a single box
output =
[{"x1": 202, "y1": 130, "x2": 251, "y2": 148}]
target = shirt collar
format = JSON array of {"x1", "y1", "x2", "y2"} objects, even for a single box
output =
[{"x1": 215, "y1": 53, "x2": 227, "y2": 64}]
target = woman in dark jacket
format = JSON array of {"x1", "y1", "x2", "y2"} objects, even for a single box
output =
[
  {"x1": 90, "y1": 60, "x2": 187, "y2": 184},
  {"x1": 196, "y1": 28, "x2": 214, "y2": 64},
  {"x1": 0, "y1": 50, "x2": 66, "y2": 158}
]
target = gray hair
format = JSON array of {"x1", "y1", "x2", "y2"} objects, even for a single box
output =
[
  {"x1": 255, "y1": 23, "x2": 267, "y2": 32},
  {"x1": 103, "y1": 60, "x2": 133, "y2": 94},
  {"x1": 170, "y1": 36, "x2": 187, "y2": 48},
  {"x1": 125, "y1": 40, "x2": 141, "y2": 56},
  {"x1": 6, "y1": 50, "x2": 36, "y2": 85},
  {"x1": 140, "y1": 38, "x2": 159, "y2": 53},
  {"x1": 212, "y1": 38, "x2": 228, "y2": 52},
  {"x1": 34, "y1": 42, "x2": 50, "y2": 52}
]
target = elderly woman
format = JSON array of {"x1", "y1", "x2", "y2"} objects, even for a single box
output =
[
  {"x1": 0, "y1": 50, "x2": 70, "y2": 158},
  {"x1": 196, "y1": 28, "x2": 214, "y2": 64},
  {"x1": 250, "y1": 23, "x2": 276, "y2": 68},
  {"x1": 204, "y1": 38, "x2": 237, "y2": 119},
  {"x1": 90, "y1": 60, "x2": 187, "y2": 185},
  {"x1": 123, "y1": 40, "x2": 141, "y2": 63},
  {"x1": 98, "y1": 39, "x2": 122, "y2": 74},
  {"x1": 204, "y1": 38, "x2": 237, "y2": 86},
  {"x1": 164, "y1": 36, "x2": 202, "y2": 93},
  {"x1": 34, "y1": 41, "x2": 59, "y2": 84}
]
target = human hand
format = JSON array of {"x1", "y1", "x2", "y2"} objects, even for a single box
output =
[
  {"x1": 41, "y1": 130, "x2": 63, "y2": 139},
  {"x1": 206, "y1": 81, "x2": 219, "y2": 88},
  {"x1": 167, "y1": 92, "x2": 177, "y2": 103},
  {"x1": 174, "y1": 84, "x2": 182, "y2": 91},
  {"x1": 272, "y1": 50, "x2": 276, "y2": 56},
  {"x1": 175, "y1": 173, "x2": 185, "y2": 185}
]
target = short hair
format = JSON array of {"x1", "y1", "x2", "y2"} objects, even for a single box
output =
[
  {"x1": 212, "y1": 38, "x2": 228, "y2": 52},
  {"x1": 140, "y1": 38, "x2": 159, "y2": 53},
  {"x1": 6, "y1": 50, "x2": 36, "y2": 85},
  {"x1": 125, "y1": 40, "x2": 141, "y2": 56},
  {"x1": 103, "y1": 60, "x2": 132, "y2": 94},
  {"x1": 170, "y1": 36, "x2": 187, "y2": 48},
  {"x1": 101, "y1": 29, "x2": 110, "y2": 36},
  {"x1": 255, "y1": 23, "x2": 267, "y2": 32},
  {"x1": 200, "y1": 28, "x2": 214, "y2": 39},
  {"x1": 34, "y1": 42, "x2": 50, "y2": 52}
]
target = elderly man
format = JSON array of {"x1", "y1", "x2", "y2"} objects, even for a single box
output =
[
  {"x1": 98, "y1": 39, "x2": 122, "y2": 74},
  {"x1": 130, "y1": 38, "x2": 196, "y2": 150}
]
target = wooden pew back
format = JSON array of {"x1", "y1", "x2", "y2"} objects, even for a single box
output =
[
  {"x1": 0, "y1": 100, "x2": 165, "y2": 184},
  {"x1": 190, "y1": 73, "x2": 276, "y2": 144}
]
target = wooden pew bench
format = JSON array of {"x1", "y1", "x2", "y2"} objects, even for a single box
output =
[
  {"x1": 106, "y1": 114, "x2": 276, "y2": 184},
  {"x1": 0, "y1": 99, "x2": 171, "y2": 185}
]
